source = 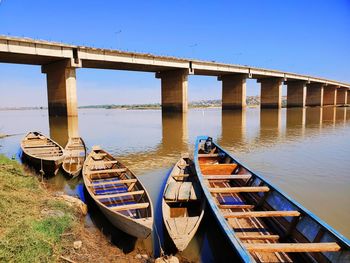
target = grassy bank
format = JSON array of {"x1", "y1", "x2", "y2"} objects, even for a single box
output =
[{"x1": 0, "y1": 155, "x2": 144, "y2": 262}]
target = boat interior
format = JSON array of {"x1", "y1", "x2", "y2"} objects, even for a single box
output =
[
  {"x1": 197, "y1": 139, "x2": 348, "y2": 263},
  {"x1": 164, "y1": 157, "x2": 203, "y2": 218},
  {"x1": 85, "y1": 148, "x2": 152, "y2": 220},
  {"x1": 63, "y1": 137, "x2": 86, "y2": 173},
  {"x1": 22, "y1": 132, "x2": 63, "y2": 159}
]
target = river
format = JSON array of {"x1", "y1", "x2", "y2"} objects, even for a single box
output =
[{"x1": 0, "y1": 106, "x2": 349, "y2": 262}]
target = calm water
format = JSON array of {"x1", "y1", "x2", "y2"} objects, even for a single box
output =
[{"x1": 0, "y1": 107, "x2": 349, "y2": 261}]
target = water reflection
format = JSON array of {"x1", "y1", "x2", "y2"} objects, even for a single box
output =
[
  {"x1": 286, "y1": 108, "x2": 305, "y2": 139},
  {"x1": 259, "y1": 108, "x2": 281, "y2": 142},
  {"x1": 322, "y1": 106, "x2": 336, "y2": 126},
  {"x1": 219, "y1": 109, "x2": 246, "y2": 148},
  {"x1": 49, "y1": 115, "x2": 79, "y2": 147},
  {"x1": 305, "y1": 107, "x2": 323, "y2": 128}
]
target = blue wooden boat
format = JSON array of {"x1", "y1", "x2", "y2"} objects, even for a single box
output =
[{"x1": 194, "y1": 136, "x2": 349, "y2": 263}]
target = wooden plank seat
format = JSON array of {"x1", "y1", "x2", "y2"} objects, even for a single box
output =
[
  {"x1": 209, "y1": 186, "x2": 270, "y2": 193},
  {"x1": 244, "y1": 242, "x2": 341, "y2": 253},
  {"x1": 204, "y1": 174, "x2": 252, "y2": 180},
  {"x1": 109, "y1": 202, "x2": 150, "y2": 211},
  {"x1": 219, "y1": 204, "x2": 255, "y2": 209},
  {"x1": 88, "y1": 168, "x2": 127, "y2": 175},
  {"x1": 223, "y1": 210, "x2": 301, "y2": 218},
  {"x1": 24, "y1": 144, "x2": 56, "y2": 148},
  {"x1": 172, "y1": 174, "x2": 190, "y2": 178},
  {"x1": 164, "y1": 182, "x2": 198, "y2": 201},
  {"x1": 96, "y1": 190, "x2": 145, "y2": 200},
  {"x1": 238, "y1": 234, "x2": 280, "y2": 241},
  {"x1": 91, "y1": 153, "x2": 107, "y2": 160}
]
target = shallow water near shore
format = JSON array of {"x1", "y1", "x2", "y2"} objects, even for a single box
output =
[{"x1": 0, "y1": 106, "x2": 349, "y2": 261}]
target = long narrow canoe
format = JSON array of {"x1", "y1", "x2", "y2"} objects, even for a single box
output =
[
  {"x1": 62, "y1": 137, "x2": 86, "y2": 177},
  {"x1": 162, "y1": 154, "x2": 205, "y2": 251},
  {"x1": 21, "y1": 131, "x2": 64, "y2": 176},
  {"x1": 82, "y1": 146, "x2": 153, "y2": 239},
  {"x1": 194, "y1": 136, "x2": 350, "y2": 263}
]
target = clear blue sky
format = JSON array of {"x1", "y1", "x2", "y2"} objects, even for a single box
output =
[{"x1": 0, "y1": 0, "x2": 349, "y2": 107}]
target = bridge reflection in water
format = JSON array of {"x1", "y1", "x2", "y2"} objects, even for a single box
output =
[{"x1": 44, "y1": 107, "x2": 350, "y2": 260}]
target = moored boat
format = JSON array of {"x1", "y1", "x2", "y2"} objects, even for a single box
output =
[
  {"x1": 194, "y1": 136, "x2": 350, "y2": 263},
  {"x1": 62, "y1": 137, "x2": 86, "y2": 177},
  {"x1": 82, "y1": 146, "x2": 153, "y2": 239},
  {"x1": 162, "y1": 154, "x2": 205, "y2": 251},
  {"x1": 21, "y1": 131, "x2": 64, "y2": 176}
]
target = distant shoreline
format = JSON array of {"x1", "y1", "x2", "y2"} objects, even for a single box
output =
[{"x1": 0, "y1": 97, "x2": 288, "y2": 111}]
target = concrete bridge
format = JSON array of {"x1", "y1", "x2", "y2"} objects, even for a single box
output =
[{"x1": 1, "y1": 35, "x2": 349, "y2": 117}]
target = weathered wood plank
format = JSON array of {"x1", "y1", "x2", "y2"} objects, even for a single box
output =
[
  {"x1": 204, "y1": 174, "x2": 251, "y2": 180},
  {"x1": 218, "y1": 204, "x2": 255, "y2": 209},
  {"x1": 223, "y1": 210, "x2": 300, "y2": 218},
  {"x1": 110, "y1": 202, "x2": 149, "y2": 211},
  {"x1": 88, "y1": 168, "x2": 127, "y2": 175},
  {"x1": 238, "y1": 234, "x2": 280, "y2": 240},
  {"x1": 209, "y1": 186, "x2": 269, "y2": 193},
  {"x1": 200, "y1": 163, "x2": 238, "y2": 175},
  {"x1": 244, "y1": 242, "x2": 341, "y2": 253}
]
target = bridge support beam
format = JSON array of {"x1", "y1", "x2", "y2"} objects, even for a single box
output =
[
  {"x1": 156, "y1": 69, "x2": 188, "y2": 113},
  {"x1": 336, "y1": 88, "x2": 348, "y2": 106},
  {"x1": 286, "y1": 81, "x2": 307, "y2": 108},
  {"x1": 219, "y1": 74, "x2": 247, "y2": 110},
  {"x1": 323, "y1": 85, "x2": 337, "y2": 106},
  {"x1": 306, "y1": 83, "x2": 324, "y2": 107},
  {"x1": 258, "y1": 78, "x2": 283, "y2": 108},
  {"x1": 42, "y1": 59, "x2": 80, "y2": 117}
]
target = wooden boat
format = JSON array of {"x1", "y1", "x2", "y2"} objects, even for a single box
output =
[
  {"x1": 21, "y1": 131, "x2": 64, "y2": 175},
  {"x1": 162, "y1": 154, "x2": 205, "y2": 251},
  {"x1": 82, "y1": 146, "x2": 153, "y2": 239},
  {"x1": 194, "y1": 136, "x2": 350, "y2": 263},
  {"x1": 62, "y1": 137, "x2": 86, "y2": 177}
]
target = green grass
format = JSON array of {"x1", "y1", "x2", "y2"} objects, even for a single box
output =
[{"x1": 0, "y1": 154, "x2": 76, "y2": 262}]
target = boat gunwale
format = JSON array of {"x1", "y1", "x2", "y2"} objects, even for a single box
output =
[{"x1": 194, "y1": 135, "x2": 350, "y2": 263}]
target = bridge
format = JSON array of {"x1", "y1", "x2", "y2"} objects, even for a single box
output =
[{"x1": 1, "y1": 35, "x2": 349, "y2": 117}]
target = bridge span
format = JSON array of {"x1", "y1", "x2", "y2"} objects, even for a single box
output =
[{"x1": 1, "y1": 35, "x2": 349, "y2": 117}]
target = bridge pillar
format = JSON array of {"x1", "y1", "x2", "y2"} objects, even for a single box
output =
[
  {"x1": 219, "y1": 74, "x2": 247, "y2": 110},
  {"x1": 323, "y1": 85, "x2": 337, "y2": 106},
  {"x1": 258, "y1": 78, "x2": 283, "y2": 108},
  {"x1": 42, "y1": 59, "x2": 80, "y2": 117},
  {"x1": 336, "y1": 88, "x2": 348, "y2": 106},
  {"x1": 306, "y1": 83, "x2": 324, "y2": 107},
  {"x1": 286, "y1": 81, "x2": 307, "y2": 108},
  {"x1": 156, "y1": 69, "x2": 188, "y2": 113}
]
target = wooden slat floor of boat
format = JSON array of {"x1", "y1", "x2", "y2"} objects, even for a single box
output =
[
  {"x1": 165, "y1": 216, "x2": 199, "y2": 237},
  {"x1": 209, "y1": 180, "x2": 293, "y2": 262},
  {"x1": 96, "y1": 190, "x2": 144, "y2": 200},
  {"x1": 90, "y1": 178, "x2": 137, "y2": 187}
]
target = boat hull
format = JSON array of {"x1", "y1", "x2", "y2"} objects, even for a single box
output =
[{"x1": 194, "y1": 136, "x2": 350, "y2": 263}]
